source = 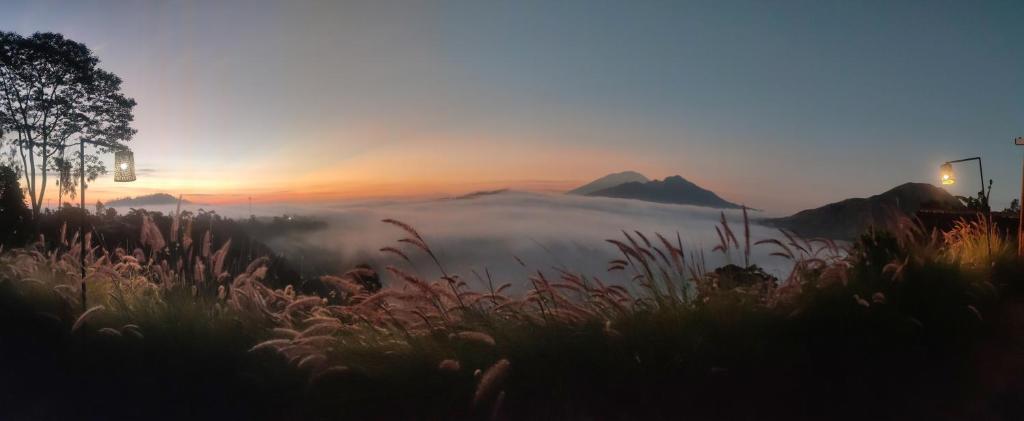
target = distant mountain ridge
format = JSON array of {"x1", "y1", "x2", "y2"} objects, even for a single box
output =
[
  {"x1": 764, "y1": 182, "x2": 965, "y2": 240},
  {"x1": 451, "y1": 189, "x2": 509, "y2": 200},
  {"x1": 567, "y1": 171, "x2": 649, "y2": 196},
  {"x1": 105, "y1": 193, "x2": 191, "y2": 207},
  {"x1": 576, "y1": 173, "x2": 743, "y2": 209}
]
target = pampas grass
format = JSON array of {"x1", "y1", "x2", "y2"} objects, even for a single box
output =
[
  {"x1": 438, "y1": 359, "x2": 461, "y2": 372},
  {"x1": 0, "y1": 207, "x2": 1019, "y2": 420},
  {"x1": 72, "y1": 305, "x2": 104, "y2": 332},
  {"x1": 451, "y1": 331, "x2": 496, "y2": 347},
  {"x1": 943, "y1": 214, "x2": 1012, "y2": 266},
  {"x1": 250, "y1": 339, "x2": 291, "y2": 352},
  {"x1": 474, "y1": 358, "x2": 511, "y2": 407}
]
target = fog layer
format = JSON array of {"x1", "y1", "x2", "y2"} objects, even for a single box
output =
[{"x1": 112, "y1": 192, "x2": 793, "y2": 290}]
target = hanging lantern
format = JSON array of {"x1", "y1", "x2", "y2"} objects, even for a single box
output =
[
  {"x1": 940, "y1": 162, "x2": 955, "y2": 185},
  {"x1": 114, "y1": 149, "x2": 137, "y2": 182}
]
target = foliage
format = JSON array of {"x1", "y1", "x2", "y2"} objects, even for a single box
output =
[
  {"x1": 1005, "y1": 198, "x2": 1020, "y2": 213},
  {"x1": 956, "y1": 178, "x2": 992, "y2": 211},
  {"x1": 0, "y1": 31, "x2": 136, "y2": 218},
  {"x1": 956, "y1": 195, "x2": 984, "y2": 211},
  {"x1": 0, "y1": 165, "x2": 30, "y2": 247},
  {"x1": 0, "y1": 210, "x2": 1022, "y2": 419}
]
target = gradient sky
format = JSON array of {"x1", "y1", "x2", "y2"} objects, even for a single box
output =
[{"x1": 2, "y1": 0, "x2": 1022, "y2": 213}]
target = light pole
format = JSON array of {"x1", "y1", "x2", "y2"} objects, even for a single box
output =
[
  {"x1": 940, "y1": 157, "x2": 988, "y2": 208},
  {"x1": 940, "y1": 156, "x2": 991, "y2": 259},
  {"x1": 77, "y1": 139, "x2": 136, "y2": 310},
  {"x1": 1016, "y1": 137, "x2": 1024, "y2": 257}
]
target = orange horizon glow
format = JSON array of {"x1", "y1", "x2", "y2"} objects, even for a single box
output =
[
  {"x1": 80, "y1": 126, "x2": 688, "y2": 207},
  {"x1": 85, "y1": 178, "x2": 585, "y2": 206}
]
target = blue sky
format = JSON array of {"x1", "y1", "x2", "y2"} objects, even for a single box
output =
[{"x1": 1, "y1": 0, "x2": 1022, "y2": 213}]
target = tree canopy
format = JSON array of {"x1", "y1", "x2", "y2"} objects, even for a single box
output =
[
  {"x1": 0, "y1": 165, "x2": 29, "y2": 247},
  {"x1": 0, "y1": 31, "x2": 136, "y2": 218}
]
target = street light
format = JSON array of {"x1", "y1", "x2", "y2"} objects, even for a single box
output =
[
  {"x1": 1016, "y1": 137, "x2": 1024, "y2": 257},
  {"x1": 114, "y1": 150, "x2": 137, "y2": 182},
  {"x1": 940, "y1": 156, "x2": 991, "y2": 260},
  {"x1": 78, "y1": 140, "x2": 136, "y2": 310},
  {"x1": 939, "y1": 157, "x2": 988, "y2": 210},
  {"x1": 940, "y1": 163, "x2": 955, "y2": 185}
]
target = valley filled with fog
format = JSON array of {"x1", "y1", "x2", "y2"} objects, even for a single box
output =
[{"x1": 111, "y1": 192, "x2": 795, "y2": 289}]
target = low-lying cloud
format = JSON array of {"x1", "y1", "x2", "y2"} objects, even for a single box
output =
[{"x1": 113, "y1": 192, "x2": 794, "y2": 291}]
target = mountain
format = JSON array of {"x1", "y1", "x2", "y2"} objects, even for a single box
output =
[
  {"x1": 104, "y1": 193, "x2": 191, "y2": 207},
  {"x1": 567, "y1": 171, "x2": 649, "y2": 195},
  {"x1": 764, "y1": 183, "x2": 964, "y2": 240},
  {"x1": 452, "y1": 189, "x2": 509, "y2": 200},
  {"x1": 586, "y1": 175, "x2": 744, "y2": 209}
]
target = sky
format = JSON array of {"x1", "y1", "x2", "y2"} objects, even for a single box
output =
[{"x1": 1, "y1": 0, "x2": 1022, "y2": 214}]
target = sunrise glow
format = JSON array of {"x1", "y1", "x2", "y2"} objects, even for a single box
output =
[{"x1": 1, "y1": 3, "x2": 1022, "y2": 419}]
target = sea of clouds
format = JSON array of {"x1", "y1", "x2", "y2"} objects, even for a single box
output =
[{"x1": 110, "y1": 191, "x2": 796, "y2": 291}]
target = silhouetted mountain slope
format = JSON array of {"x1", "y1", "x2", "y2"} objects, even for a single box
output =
[
  {"x1": 765, "y1": 183, "x2": 965, "y2": 240},
  {"x1": 587, "y1": 175, "x2": 743, "y2": 209},
  {"x1": 568, "y1": 171, "x2": 649, "y2": 195},
  {"x1": 105, "y1": 193, "x2": 191, "y2": 207},
  {"x1": 452, "y1": 189, "x2": 509, "y2": 200}
]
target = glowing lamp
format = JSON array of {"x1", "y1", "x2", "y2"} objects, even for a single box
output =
[
  {"x1": 114, "y1": 149, "x2": 136, "y2": 182},
  {"x1": 940, "y1": 162, "x2": 955, "y2": 185}
]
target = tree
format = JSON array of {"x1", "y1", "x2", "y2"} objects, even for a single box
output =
[
  {"x1": 0, "y1": 165, "x2": 30, "y2": 247},
  {"x1": 956, "y1": 179, "x2": 993, "y2": 212},
  {"x1": 54, "y1": 155, "x2": 75, "y2": 203},
  {"x1": 1005, "y1": 199, "x2": 1020, "y2": 214},
  {"x1": 956, "y1": 195, "x2": 987, "y2": 212},
  {"x1": 0, "y1": 32, "x2": 136, "y2": 219}
]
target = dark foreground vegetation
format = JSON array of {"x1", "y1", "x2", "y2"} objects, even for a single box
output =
[{"x1": 2, "y1": 200, "x2": 1024, "y2": 420}]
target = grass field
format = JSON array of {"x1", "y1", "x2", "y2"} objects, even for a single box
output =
[{"x1": 1, "y1": 211, "x2": 1023, "y2": 420}]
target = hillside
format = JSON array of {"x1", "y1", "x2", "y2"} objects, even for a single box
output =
[
  {"x1": 452, "y1": 189, "x2": 509, "y2": 200},
  {"x1": 567, "y1": 171, "x2": 649, "y2": 195},
  {"x1": 587, "y1": 175, "x2": 743, "y2": 209},
  {"x1": 104, "y1": 193, "x2": 191, "y2": 207},
  {"x1": 765, "y1": 182, "x2": 965, "y2": 240}
]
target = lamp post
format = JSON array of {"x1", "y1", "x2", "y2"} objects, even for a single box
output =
[
  {"x1": 1016, "y1": 137, "x2": 1024, "y2": 257},
  {"x1": 940, "y1": 156, "x2": 991, "y2": 259},
  {"x1": 78, "y1": 140, "x2": 136, "y2": 310}
]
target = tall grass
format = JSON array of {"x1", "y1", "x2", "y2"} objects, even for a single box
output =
[
  {"x1": 943, "y1": 213, "x2": 1014, "y2": 266},
  {"x1": 0, "y1": 209, "x2": 1021, "y2": 419}
]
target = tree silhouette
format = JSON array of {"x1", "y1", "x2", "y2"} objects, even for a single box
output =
[
  {"x1": 1005, "y1": 199, "x2": 1020, "y2": 214},
  {"x1": 0, "y1": 32, "x2": 136, "y2": 219},
  {"x1": 956, "y1": 179, "x2": 993, "y2": 212},
  {"x1": 0, "y1": 165, "x2": 29, "y2": 247}
]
